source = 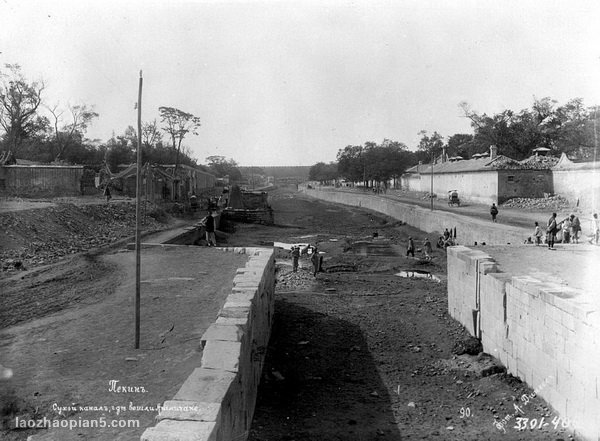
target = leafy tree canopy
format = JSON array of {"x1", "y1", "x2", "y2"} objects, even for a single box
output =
[
  {"x1": 309, "y1": 161, "x2": 338, "y2": 182},
  {"x1": 206, "y1": 155, "x2": 242, "y2": 181},
  {"x1": 0, "y1": 64, "x2": 46, "y2": 153}
]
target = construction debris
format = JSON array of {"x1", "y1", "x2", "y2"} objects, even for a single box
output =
[{"x1": 500, "y1": 195, "x2": 570, "y2": 210}]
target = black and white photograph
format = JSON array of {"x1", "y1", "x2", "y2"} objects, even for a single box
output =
[{"x1": 1, "y1": 0, "x2": 599, "y2": 440}]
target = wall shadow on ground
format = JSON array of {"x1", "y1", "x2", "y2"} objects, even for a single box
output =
[{"x1": 248, "y1": 298, "x2": 401, "y2": 441}]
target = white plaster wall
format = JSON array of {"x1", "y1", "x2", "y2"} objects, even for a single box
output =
[
  {"x1": 420, "y1": 170, "x2": 499, "y2": 205},
  {"x1": 553, "y1": 169, "x2": 600, "y2": 209},
  {"x1": 401, "y1": 174, "x2": 421, "y2": 191}
]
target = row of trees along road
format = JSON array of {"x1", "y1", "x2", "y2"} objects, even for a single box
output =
[
  {"x1": 0, "y1": 63, "x2": 220, "y2": 174},
  {"x1": 310, "y1": 97, "x2": 599, "y2": 186}
]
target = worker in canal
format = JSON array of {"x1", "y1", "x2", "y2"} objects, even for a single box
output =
[
  {"x1": 205, "y1": 211, "x2": 217, "y2": 247},
  {"x1": 310, "y1": 246, "x2": 322, "y2": 277},
  {"x1": 423, "y1": 237, "x2": 432, "y2": 260},
  {"x1": 406, "y1": 236, "x2": 415, "y2": 258},
  {"x1": 291, "y1": 246, "x2": 300, "y2": 272}
]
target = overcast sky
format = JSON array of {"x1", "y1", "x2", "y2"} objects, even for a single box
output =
[{"x1": 1, "y1": 0, "x2": 599, "y2": 166}]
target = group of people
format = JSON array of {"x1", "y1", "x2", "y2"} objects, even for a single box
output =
[
  {"x1": 533, "y1": 212, "x2": 599, "y2": 248},
  {"x1": 406, "y1": 236, "x2": 434, "y2": 260},
  {"x1": 291, "y1": 245, "x2": 323, "y2": 277}
]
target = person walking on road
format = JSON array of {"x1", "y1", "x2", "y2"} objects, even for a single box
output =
[
  {"x1": 591, "y1": 213, "x2": 599, "y2": 245},
  {"x1": 490, "y1": 203, "x2": 499, "y2": 223},
  {"x1": 547, "y1": 213, "x2": 558, "y2": 249},
  {"x1": 406, "y1": 237, "x2": 415, "y2": 258}
]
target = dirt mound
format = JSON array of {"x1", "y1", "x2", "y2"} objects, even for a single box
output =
[{"x1": 0, "y1": 202, "x2": 168, "y2": 274}]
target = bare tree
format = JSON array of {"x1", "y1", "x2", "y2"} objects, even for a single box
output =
[
  {"x1": 47, "y1": 103, "x2": 99, "y2": 161},
  {"x1": 141, "y1": 119, "x2": 162, "y2": 148},
  {"x1": 0, "y1": 64, "x2": 45, "y2": 154},
  {"x1": 158, "y1": 106, "x2": 201, "y2": 171}
]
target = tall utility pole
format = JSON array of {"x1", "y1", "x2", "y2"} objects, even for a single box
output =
[
  {"x1": 134, "y1": 71, "x2": 143, "y2": 349},
  {"x1": 593, "y1": 106, "x2": 598, "y2": 214},
  {"x1": 430, "y1": 150, "x2": 434, "y2": 211}
]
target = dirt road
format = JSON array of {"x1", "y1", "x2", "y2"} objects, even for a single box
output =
[
  {"x1": 330, "y1": 186, "x2": 589, "y2": 231},
  {"x1": 1, "y1": 233, "x2": 246, "y2": 441}
]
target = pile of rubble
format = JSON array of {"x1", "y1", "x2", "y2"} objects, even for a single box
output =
[
  {"x1": 493, "y1": 155, "x2": 558, "y2": 170},
  {"x1": 500, "y1": 195, "x2": 571, "y2": 210},
  {"x1": 1, "y1": 202, "x2": 167, "y2": 273},
  {"x1": 519, "y1": 155, "x2": 559, "y2": 169},
  {"x1": 276, "y1": 265, "x2": 317, "y2": 290},
  {"x1": 491, "y1": 156, "x2": 522, "y2": 169}
]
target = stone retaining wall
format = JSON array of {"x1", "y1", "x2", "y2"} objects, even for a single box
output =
[
  {"x1": 141, "y1": 246, "x2": 275, "y2": 441},
  {"x1": 301, "y1": 186, "x2": 528, "y2": 245},
  {"x1": 447, "y1": 246, "x2": 600, "y2": 440}
]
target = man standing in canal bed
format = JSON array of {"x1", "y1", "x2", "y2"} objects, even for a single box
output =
[
  {"x1": 205, "y1": 211, "x2": 217, "y2": 247},
  {"x1": 291, "y1": 246, "x2": 300, "y2": 272},
  {"x1": 310, "y1": 246, "x2": 321, "y2": 277},
  {"x1": 406, "y1": 237, "x2": 415, "y2": 258}
]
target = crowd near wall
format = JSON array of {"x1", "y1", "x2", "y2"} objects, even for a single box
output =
[
  {"x1": 141, "y1": 247, "x2": 275, "y2": 441},
  {"x1": 0, "y1": 165, "x2": 84, "y2": 196},
  {"x1": 300, "y1": 185, "x2": 529, "y2": 245},
  {"x1": 447, "y1": 246, "x2": 600, "y2": 440}
]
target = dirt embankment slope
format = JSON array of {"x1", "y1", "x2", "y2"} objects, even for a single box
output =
[{"x1": 0, "y1": 202, "x2": 168, "y2": 273}]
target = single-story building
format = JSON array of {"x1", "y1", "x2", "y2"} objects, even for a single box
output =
[
  {"x1": 400, "y1": 146, "x2": 554, "y2": 205},
  {"x1": 0, "y1": 163, "x2": 85, "y2": 196},
  {"x1": 109, "y1": 163, "x2": 216, "y2": 201}
]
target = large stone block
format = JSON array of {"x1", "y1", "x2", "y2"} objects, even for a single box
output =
[
  {"x1": 201, "y1": 323, "x2": 245, "y2": 344},
  {"x1": 201, "y1": 340, "x2": 242, "y2": 372},
  {"x1": 174, "y1": 368, "x2": 237, "y2": 403},
  {"x1": 219, "y1": 306, "x2": 251, "y2": 320},
  {"x1": 215, "y1": 316, "x2": 249, "y2": 326}
]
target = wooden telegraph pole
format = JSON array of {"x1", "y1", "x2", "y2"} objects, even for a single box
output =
[
  {"x1": 430, "y1": 151, "x2": 434, "y2": 211},
  {"x1": 134, "y1": 71, "x2": 143, "y2": 349}
]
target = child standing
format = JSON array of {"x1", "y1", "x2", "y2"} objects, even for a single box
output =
[{"x1": 533, "y1": 222, "x2": 542, "y2": 246}]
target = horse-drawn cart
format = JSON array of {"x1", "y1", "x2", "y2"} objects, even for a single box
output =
[{"x1": 448, "y1": 190, "x2": 460, "y2": 207}]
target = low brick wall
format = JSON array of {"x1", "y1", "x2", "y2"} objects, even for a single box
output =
[
  {"x1": 141, "y1": 246, "x2": 275, "y2": 441},
  {"x1": 0, "y1": 164, "x2": 84, "y2": 196},
  {"x1": 301, "y1": 186, "x2": 529, "y2": 245},
  {"x1": 447, "y1": 246, "x2": 600, "y2": 440}
]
